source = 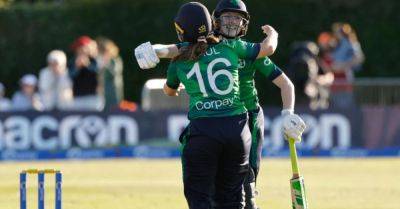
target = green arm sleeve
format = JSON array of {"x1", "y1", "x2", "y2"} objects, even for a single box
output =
[
  {"x1": 166, "y1": 62, "x2": 180, "y2": 89},
  {"x1": 254, "y1": 57, "x2": 283, "y2": 80},
  {"x1": 175, "y1": 42, "x2": 190, "y2": 49},
  {"x1": 226, "y1": 39, "x2": 260, "y2": 60}
]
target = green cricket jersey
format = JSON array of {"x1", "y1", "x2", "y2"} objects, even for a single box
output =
[
  {"x1": 167, "y1": 39, "x2": 260, "y2": 119},
  {"x1": 239, "y1": 55, "x2": 283, "y2": 111},
  {"x1": 176, "y1": 40, "x2": 283, "y2": 112}
]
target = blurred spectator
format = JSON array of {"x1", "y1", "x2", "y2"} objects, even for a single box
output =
[
  {"x1": 287, "y1": 41, "x2": 318, "y2": 106},
  {"x1": 317, "y1": 32, "x2": 336, "y2": 73},
  {"x1": 39, "y1": 50, "x2": 73, "y2": 110},
  {"x1": 311, "y1": 32, "x2": 336, "y2": 109},
  {"x1": 68, "y1": 35, "x2": 103, "y2": 111},
  {"x1": 12, "y1": 74, "x2": 43, "y2": 111},
  {"x1": 96, "y1": 37, "x2": 124, "y2": 109},
  {"x1": 0, "y1": 83, "x2": 11, "y2": 111},
  {"x1": 287, "y1": 41, "x2": 334, "y2": 110},
  {"x1": 330, "y1": 22, "x2": 365, "y2": 108}
]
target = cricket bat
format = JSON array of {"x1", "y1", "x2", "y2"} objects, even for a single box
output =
[{"x1": 288, "y1": 137, "x2": 308, "y2": 209}]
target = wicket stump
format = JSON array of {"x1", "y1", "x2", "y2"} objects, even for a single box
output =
[{"x1": 19, "y1": 169, "x2": 62, "y2": 209}]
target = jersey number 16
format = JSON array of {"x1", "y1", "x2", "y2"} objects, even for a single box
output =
[{"x1": 187, "y1": 58, "x2": 234, "y2": 97}]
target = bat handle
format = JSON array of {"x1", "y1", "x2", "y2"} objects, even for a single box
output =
[{"x1": 288, "y1": 137, "x2": 300, "y2": 176}]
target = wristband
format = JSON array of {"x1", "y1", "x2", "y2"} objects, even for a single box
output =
[{"x1": 281, "y1": 109, "x2": 294, "y2": 116}]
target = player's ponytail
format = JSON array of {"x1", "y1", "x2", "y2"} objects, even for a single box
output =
[{"x1": 174, "y1": 35, "x2": 219, "y2": 61}]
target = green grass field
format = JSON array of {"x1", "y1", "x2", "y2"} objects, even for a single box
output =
[{"x1": 0, "y1": 158, "x2": 399, "y2": 209}]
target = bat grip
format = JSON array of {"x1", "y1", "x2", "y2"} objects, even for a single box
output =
[{"x1": 289, "y1": 138, "x2": 300, "y2": 176}]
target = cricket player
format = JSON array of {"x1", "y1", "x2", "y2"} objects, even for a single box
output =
[
  {"x1": 162, "y1": 2, "x2": 277, "y2": 208},
  {"x1": 135, "y1": 1, "x2": 306, "y2": 208}
]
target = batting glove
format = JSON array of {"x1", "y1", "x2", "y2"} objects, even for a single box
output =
[
  {"x1": 282, "y1": 109, "x2": 306, "y2": 142},
  {"x1": 134, "y1": 42, "x2": 160, "y2": 69}
]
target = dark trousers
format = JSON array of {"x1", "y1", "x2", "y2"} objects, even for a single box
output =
[
  {"x1": 180, "y1": 114, "x2": 251, "y2": 209},
  {"x1": 248, "y1": 107, "x2": 265, "y2": 181},
  {"x1": 244, "y1": 107, "x2": 265, "y2": 209}
]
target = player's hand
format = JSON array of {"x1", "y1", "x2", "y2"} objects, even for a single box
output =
[
  {"x1": 282, "y1": 110, "x2": 306, "y2": 142},
  {"x1": 177, "y1": 84, "x2": 184, "y2": 92},
  {"x1": 259, "y1": 25, "x2": 278, "y2": 57},
  {"x1": 262, "y1": 25, "x2": 278, "y2": 38},
  {"x1": 134, "y1": 42, "x2": 160, "y2": 69}
]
